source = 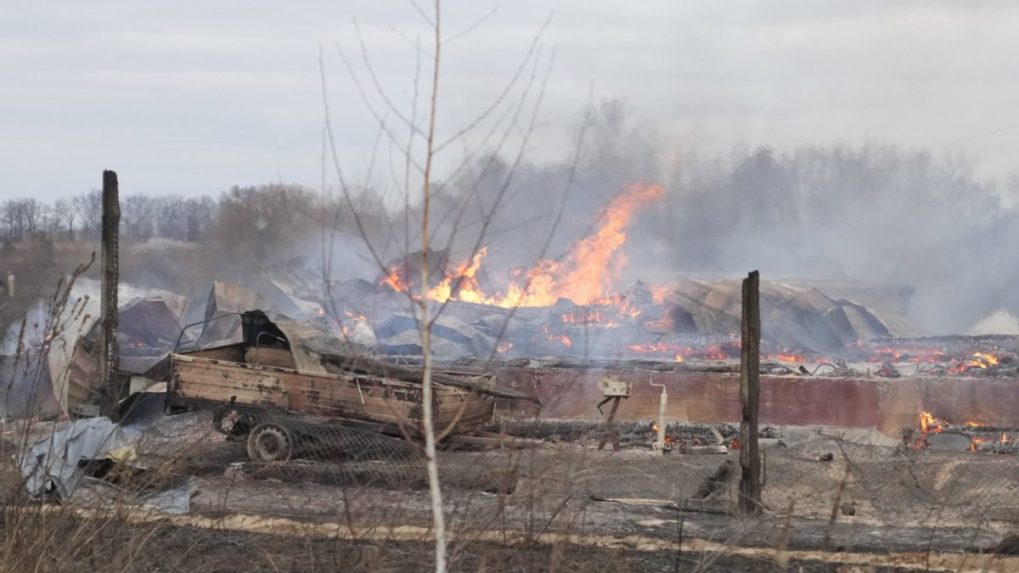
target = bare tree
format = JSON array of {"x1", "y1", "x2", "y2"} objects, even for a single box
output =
[
  {"x1": 52, "y1": 199, "x2": 76, "y2": 239},
  {"x1": 318, "y1": 4, "x2": 563, "y2": 570}
]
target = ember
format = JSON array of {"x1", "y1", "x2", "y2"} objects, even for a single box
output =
[
  {"x1": 861, "y1": 345, "x2": 947, "y2": 364},
  {"x1": 625, "y1": 342, "x2": 692, "y2": 356},
  {"x1": 908, "y1": 410, "x2": 1018, "y2": 454},
  {"x1": 950, "y1": 352, "x2": 1000, "y2": 374},
  {"x1": 766, "y1": 353, "x2": 808, "y2": 364}
]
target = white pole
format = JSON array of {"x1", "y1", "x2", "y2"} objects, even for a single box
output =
[{"x1": 651, "y1": 379, "x2": 667, "y2": 453}]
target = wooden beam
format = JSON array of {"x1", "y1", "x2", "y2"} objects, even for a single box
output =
[
  {"x1": 98, "y1": 170, "x2": 121, "y2": 419},
  {"x1": 738, "y1": 270, "x2": 762, "y2": 515}
]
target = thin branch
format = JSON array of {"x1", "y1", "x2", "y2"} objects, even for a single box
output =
[
  {"x1": 409, "y1": 0, "x2": 435, "y2": 28},
  {"x1": 353, "y1": 18, "x2": 430, "y2": 141},
  {"x1": 441, "y1": 4, "x2": 501, "y2": 46},
  {"x1": 335, "y1": 42, "x2": 426, "y2": 174},
  {"x1": 434, "y1": 15, "x2": 551, "y2": 153},
  {"x1": 427, "y1": 43, "x2": 546, "y2": 247},
  {"x1": 388, "y1": 24, "x2": 436, "y2": 60},
  {"x1": 319, "y1": 48, "x2": 408, "y2": 305}
]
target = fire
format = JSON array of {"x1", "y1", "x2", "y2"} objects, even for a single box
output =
[
  {"x1": 627, "y1": 342, "x2": 691, "y2": 354},
  {"x1": 969, "y1": 436, "x2": 989, "y2": 452},
  {"x1": 919, "y1": 410, "x2": 945, "y2": 434},
  {"x1": 974, "y1": 352, "x2": 999, "y2": 366},
  {"x1": 912, "y1": 411, "x2": 1004, "y2": 452},
  {"x1": 502, "y1": 183, "x2": 664, "y2": 306},
  {"x1": 542, "y1": 324, "x2": 573, "y2": 348},
  {"x1": 768, "y1": 353, "x2": 807, "y2": 364},
  {"x1": 949, "y1": 352, "x2": 1000, "y2": 374},
  {"x1": 561, "y1": 310, "x2": 606, "y2": 324},
  {"x1": 340, "y1": 310, "x2": 368, "y2": 338},
  {"x1": 378, "y1": 183, "x2": 665, "y2": 309},
  {"x1": 649, "y1": 284, "x2": 672, "y2": 304},
  {"x1": 616, "y1": 297, "x2": 643, "y2": 318},
  {"x1": 865, "y1": 346, "x2": 946, "y2": 364},
  {"x1": 702, "y1": 344, "x2": 728, "y2": 361},
  {"x1": 425, "y1": 247, "x2": 488, "y2": 302},
  {"x1": 381, "y1": 265, "x2": 409, "y2": 292},
  {"x1": 674, "y1": 354, "x2": 684, "y2": 364}
]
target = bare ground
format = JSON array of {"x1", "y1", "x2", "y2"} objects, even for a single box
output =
[{"x1": 4, "y1": 411, "x2": 1017, "y2": 571}]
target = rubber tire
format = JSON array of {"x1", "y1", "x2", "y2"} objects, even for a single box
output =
[{"x1": 246, "y1": 423, "x2": 294, "y2": 462}]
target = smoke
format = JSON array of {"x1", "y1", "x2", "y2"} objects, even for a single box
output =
[
  {"x1": 19, "y1": 101, "x2": 1005, "y2": 337},
  {"x1": 0, "y1": 298, "x2": 54, "y2": 418},
  {"x1": 640, "y1": 143, "x2": 1011, "y2": 334},
  {"x1": 408, "y1": 102, "x2": 1017, "y2": 334}
]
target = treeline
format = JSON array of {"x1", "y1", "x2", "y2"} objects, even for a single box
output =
[
  {"x1": 0, "y1": 192, "x2": 216, "y2": 243},
  {"x1": 0, "y1": 184, "x2": 390, "y2": 251}
]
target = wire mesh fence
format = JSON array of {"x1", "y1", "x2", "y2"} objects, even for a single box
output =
[{"x1": 6, "y1": 396, "x2": 1019, "y2": 572}]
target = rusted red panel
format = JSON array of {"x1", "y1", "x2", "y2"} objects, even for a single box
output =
[
  {"x1": 494, "y1": 367, "x2": 1019, "y2": 433},
  {"x1": 916, "y1": 377, "x2": 1019, "y2": 426}
]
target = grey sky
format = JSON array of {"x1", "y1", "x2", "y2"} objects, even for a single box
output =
[{"x1": 3, "y1": 1, "x2": 1019, "y2": 200}]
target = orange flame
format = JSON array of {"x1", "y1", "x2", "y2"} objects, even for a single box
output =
[
  {"x1": 542, "y1": 324, "x2": 573, "y2": 348},
  {"x1": 768, "y1": 353, "x2": 807, "y2": 364},
  {"x1": 426, "y1": 247, "x2": 488, "y2": 302},
  {"x1": 381, "y1": 265, "x2": 409, "y2": 292},
  {"x1": 865, "y1": 346, "x2": 947, "y2": 364},
  {"x1": 919, "y1": 410, "x2": 944, "y2": 434},
  {"x1": 702, "y1": 345, "x2": 728, "y2": 361},
  {"x1": 381, "y1": 184, "x2": 665, "y2": 308},
  {"x1": 504, "y1": 183, "x2": 664, "y2": 307},
  {"x1": 561, "y1": 310, "x2": 606, "y2": 324},
  {"x1": 949, "y1": 352, "x2": 1000, "y2": 374}
]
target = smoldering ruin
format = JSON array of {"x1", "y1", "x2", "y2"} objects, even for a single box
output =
[{"x1": 3, "y1": 148, "x2": 1019, "y2": 571}]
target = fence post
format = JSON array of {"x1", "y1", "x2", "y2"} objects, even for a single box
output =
[
  {"x1": 98, "y1": 170, "x2": 121, "y2": 419},
  {"x1": 738, "y1": 270, "x2": 762, "y2": 515}
]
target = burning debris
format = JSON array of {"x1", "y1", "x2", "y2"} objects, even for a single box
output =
[
  {"x1": 377, "y1": 183, "x2": 665, "y2": 308},
  {"x1": 28, "y1": 183, "x2": 1003, "y2": 378},
  {"x1": 847, "y1": 337, "x2": 1019, "y2": 378},
  {"x1": 904, "y1": 410, "x2": 1019, "y2": 454},
  {"x1": 318, "y1": 184, "x2": 922, "y2": 362}
]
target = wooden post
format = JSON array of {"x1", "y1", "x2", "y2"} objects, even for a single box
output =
[
  {"x1": 597, "y1": 396, "x2": 622, "y2": 451},
  {"x1": 738, "y1": 270, "x2": 762, "y2": 515},
  {"x1": 98, "y1": 170, "x2": 121, "y2": 419}
]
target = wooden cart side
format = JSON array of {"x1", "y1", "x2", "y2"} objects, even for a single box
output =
[{"x1": 168, "y1": 353, "x2": 494, "y2": 435}]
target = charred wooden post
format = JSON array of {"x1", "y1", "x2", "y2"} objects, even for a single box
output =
[
  {"x1": 98, "y1": 170, "x2": 121, "y2": 419},
  {"x1": 738, "y1": 270, "x2": 762, "y2": 515},
  {"x1": 596, "y1": 376, "x2": 630, "y2": 451}
]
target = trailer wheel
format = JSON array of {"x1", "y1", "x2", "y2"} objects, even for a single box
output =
[{"x1": 247, "y1": 423, "x2": 294, "y2": 462}]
